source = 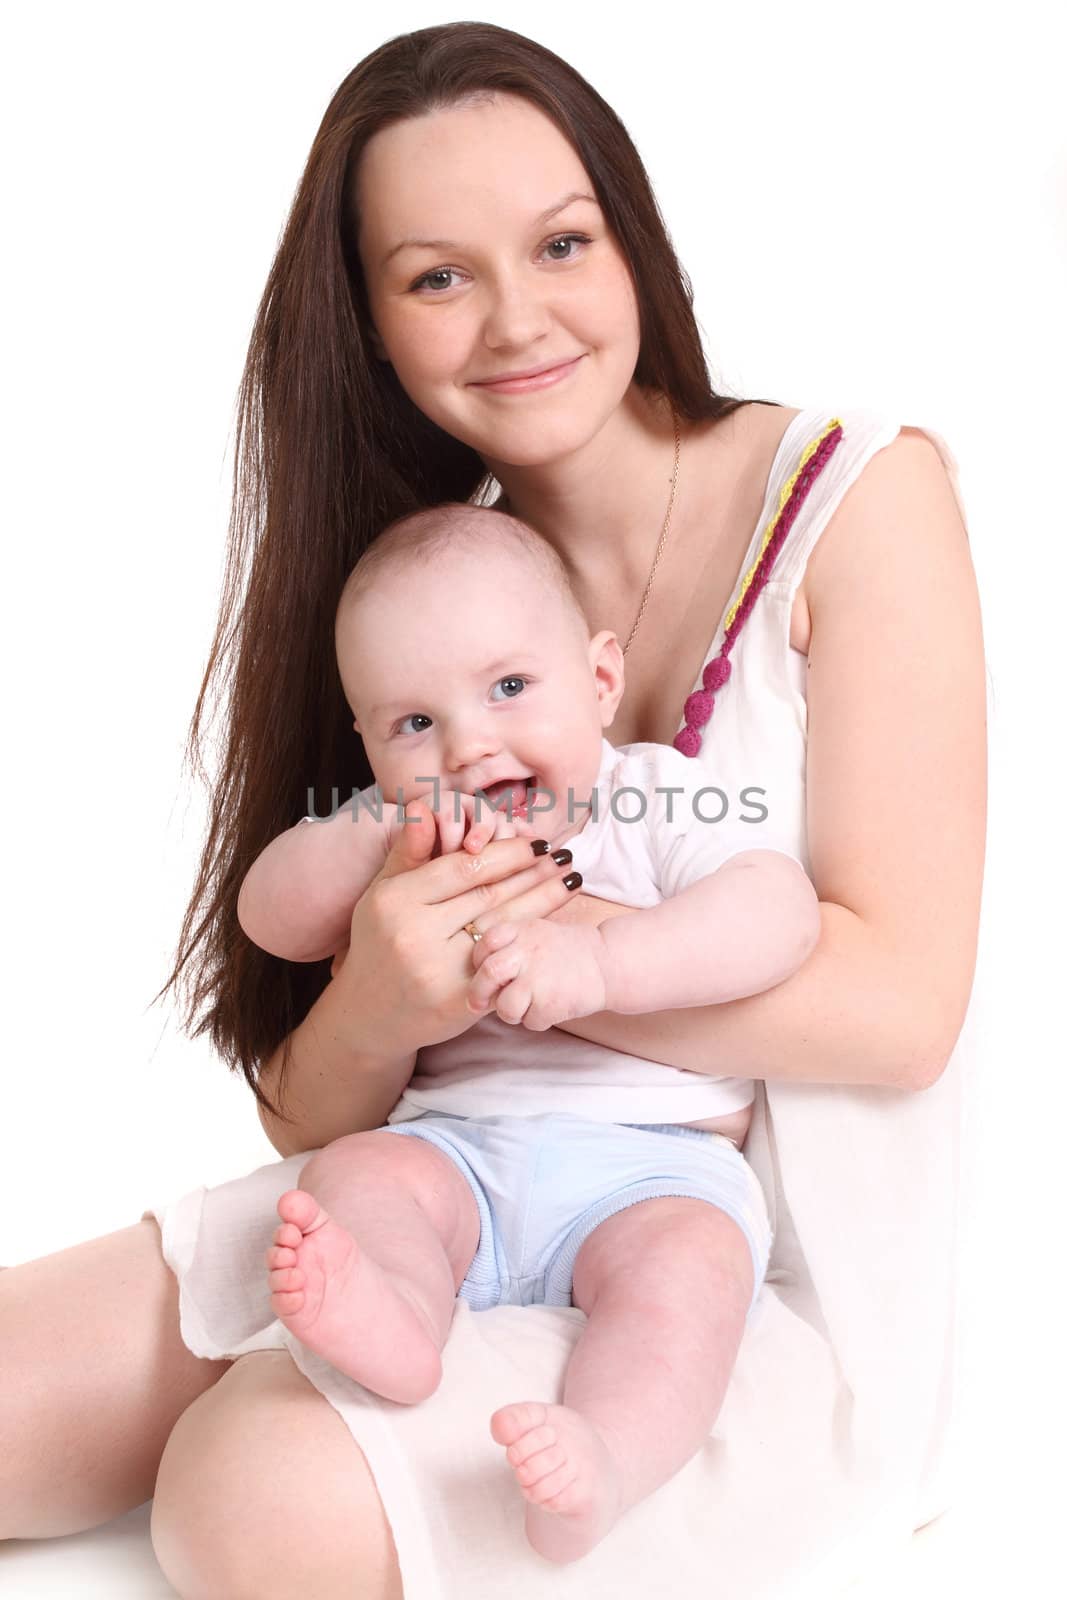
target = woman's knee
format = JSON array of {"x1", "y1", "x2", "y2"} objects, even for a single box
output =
[{"x1": 151, "y1": 1350, "x2": 402, "y2": 1600}]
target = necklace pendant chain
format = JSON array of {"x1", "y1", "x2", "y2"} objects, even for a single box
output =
[{"x1": 621, "y1": 406, "x2": 681, "y2": 657}]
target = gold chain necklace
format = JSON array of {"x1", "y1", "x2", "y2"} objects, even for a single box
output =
[{"x1": 621, "y1": 406, "x2": 681, "y2": 657}]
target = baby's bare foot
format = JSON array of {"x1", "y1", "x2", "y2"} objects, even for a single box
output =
[
  {"x1": 266, "y1": 1189, "x2": 442, "y2": 1404},
  {"x1": 490, "y1": 1400, "x2": 626, "y2": 1565}
]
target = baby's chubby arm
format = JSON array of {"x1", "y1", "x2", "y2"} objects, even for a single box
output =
[
  {"x1": 237, "y1": 801, "x2": 395, "y2": 962},
  {"x1": 467, "y1": 850, "x2": 820, "y2": 1027},
  {"x1": 238, "y1": 791, "x2": 514, "y2": 962},
  {"x1": 594, "y1": 849, "x2": 820, "y2": 1013}
]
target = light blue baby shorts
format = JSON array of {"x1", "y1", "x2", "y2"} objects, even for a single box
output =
[{"x1": 381, "y1": 1110, "x2": 772, "y2": 1319}]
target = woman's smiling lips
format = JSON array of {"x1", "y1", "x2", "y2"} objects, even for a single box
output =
[{"x1": 469, "y1": 355, "x2": 584, "y2": 394}]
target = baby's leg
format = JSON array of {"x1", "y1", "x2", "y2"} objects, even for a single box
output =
[
  {"x1": 492, "y1": 1196, "x2": 753, "y2": 1565},
  {"x1": 266, "y1": 1130, "x2": 481, "y2": 1404}
]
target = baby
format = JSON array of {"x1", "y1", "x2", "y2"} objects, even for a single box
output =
[{"x1": 238, "y1": 503, "x2": 820, "y2": 1564}]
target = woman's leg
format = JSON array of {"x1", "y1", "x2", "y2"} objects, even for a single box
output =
[
  {"x1": 151, "y1": 1349, "x2": 403, "y2": 1600},
  {"x1": 492, "y1": 1196, "x2": 754, "y2": 1565},
  {"x1": 0, "y1": 1219, "x2": 232, "y2": 1539}
]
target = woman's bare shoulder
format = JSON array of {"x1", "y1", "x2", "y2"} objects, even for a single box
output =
[
  {"x1": 729, "y1": 399, "x2": 803, "y2": 463},
  {"x1": 790, "y1": 425, "x2": 957, "y2": 654},
  {"x1": 804, "y1": 425, "x2": 963, "y2": 606}
]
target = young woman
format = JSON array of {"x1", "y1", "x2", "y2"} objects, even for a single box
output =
[{"x1": 0, "y1": 22, "x2": 985, "y2": 1598}]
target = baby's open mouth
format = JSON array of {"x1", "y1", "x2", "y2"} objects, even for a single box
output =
[{"x1": 477, "y1": 774, "x2": 538, "y2": 815}]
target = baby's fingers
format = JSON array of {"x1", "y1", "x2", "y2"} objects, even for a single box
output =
[
  {"x1": 436, "y1": 806, "x2": 468, "y2": 856},
  {"x1": 462, "y1": 812, "x2": 499, "y2": 855},
  {"x1": 469, "y1": 920, "x2": 520, "y2": 968},
  {"x1": 495, "y1": 979, "x2": 533, "y2": 1026},
  {"x1": 491, "y1": 810, "x2": 518, "y2": 842},
  {"x1": 467, "y1": 968, "x2": 529, "y2": 1023},
  {"x1": 466, "y1": 925, "x2": 521, "y2": 1012}
]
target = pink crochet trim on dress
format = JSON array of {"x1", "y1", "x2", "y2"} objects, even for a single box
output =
[{"x1": 673, "y1": 418, "x2": 844, "y2": 757}]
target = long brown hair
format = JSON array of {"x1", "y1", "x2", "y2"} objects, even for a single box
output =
[{"x1": 156, "y1": 20, "x2": 780, "y2": 1124}]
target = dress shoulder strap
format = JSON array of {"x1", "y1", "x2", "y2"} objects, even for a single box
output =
[
  {"x1": 763, "y1": 407, "x2": 968, "y2": 600},
  {"x1": 672, "y1": 407, "x2": 968, "y2": 757}
]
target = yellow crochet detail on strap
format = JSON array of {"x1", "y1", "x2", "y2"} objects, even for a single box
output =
[{"x1": 722, "y1": 417, "x2": 843, "y2": 635}]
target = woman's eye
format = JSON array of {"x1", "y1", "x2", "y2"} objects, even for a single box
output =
[
  {"x1": 410, "y1": 267, "x2": 462, "y2": 294},
  {"x1": 409, "y1": 234, "x2": 591, "y2": 294},
  {"x1": 490, "y1": 676, "x2": 527, "y2": 701},
  {"x1": 542, "y1": 232, "x2": 590, "y2": 262},
  {"x1": 395, "y1": 713, "x2": 433, "y2": 735}
]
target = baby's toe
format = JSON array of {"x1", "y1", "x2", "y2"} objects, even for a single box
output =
[
  {"x1": 272, "y1": 1220, "x2": 304, "y2": 1251},
  {"x1": 269, "y1": 1287, "x2": 305, "y2": 1316},
  {"x1": 490, "y1": 1400, "x2": 550, "y2": 1447},
  {"x1": 269, "y1": 1264, "x2": 304, "y2": 1294},
  {"x1": 515, "y1": 1441, "x2": 567, "y2": 1485},
  {"x1": 507, "y1": 1423, "x2": 558, "y2": 1468},
  {"x1": 524, "y1": 1462, "x2": 579, "y2": 1506},
  {"x1": 277, "y1": 1188, "x2": 326, "y2": 1232}
]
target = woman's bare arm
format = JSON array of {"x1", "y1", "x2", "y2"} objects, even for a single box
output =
[
  {"x1": 549, "y1": 898, "x2": 934, "y2": 1090},
  {"x1": 257, "y1": 974, "x2": 417, "y2": 1156},
  {"x1": 549, "y1": 431, "x2": 986, "y2": 1093}
]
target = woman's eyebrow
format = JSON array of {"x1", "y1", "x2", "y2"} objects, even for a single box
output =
[{"x1": 381, "y1": 191, "x2": 599, "y2": 268}]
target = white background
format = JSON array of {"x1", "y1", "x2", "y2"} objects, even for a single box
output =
[{"x1": 1, "y1": 0, "x2": 1064, "y2": 1593}]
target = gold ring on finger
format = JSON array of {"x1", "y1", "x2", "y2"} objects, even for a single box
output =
[{"x1": 463, "y1": 921, "x2": 483, "y2": 944}]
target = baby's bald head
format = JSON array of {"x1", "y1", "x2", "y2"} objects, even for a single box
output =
[{"x1": 335, "y1": 504, "x2": 591, "y2": 682}]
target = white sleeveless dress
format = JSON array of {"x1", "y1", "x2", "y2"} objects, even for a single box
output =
[{"x1": 145, "y1": 405, "x2": 978, "y2": 1597}]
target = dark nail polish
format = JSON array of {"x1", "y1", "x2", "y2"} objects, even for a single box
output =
[
  {"x1": 562, "y1": 871, "x2": 583, "y2": 890},
  {"x1": 530, "y1": 839, "x2": 550, "y2": 855},
  {"x1": 552, "y1": 849, "x2": 573, "y2": 866}
]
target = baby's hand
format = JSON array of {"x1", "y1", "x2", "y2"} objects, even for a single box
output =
[
  {"x1": 465, "y1": 920, "x2": 610, "y2": 1030},
  {"x1": 435, "y1": 789, "x2": 518, "y2": 857}
]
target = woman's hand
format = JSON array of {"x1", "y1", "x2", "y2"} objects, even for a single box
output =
[{"x1": 328, "y1": 797, "x2": 582, "y2": 1057}]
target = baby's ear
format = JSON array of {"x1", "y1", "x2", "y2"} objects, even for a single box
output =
[{"x1": 588, "y1": 629, "x2": 626, "y2": 724}]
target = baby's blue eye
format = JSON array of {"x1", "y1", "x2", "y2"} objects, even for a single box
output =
[
  {"x1": 491, "y1": 677, "x2": 526, "y2": 700},
  {"x1": 396, "y1": 713, "x2": 433, "y2": 735}
]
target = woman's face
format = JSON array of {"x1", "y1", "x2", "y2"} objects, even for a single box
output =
[{"x1": 355, "y1": 93, "x2": 642, "y2": 469}]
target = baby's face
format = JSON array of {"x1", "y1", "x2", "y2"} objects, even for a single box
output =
[{"x1": 337, "y1": 545, "x2": 619, "y2": 846}]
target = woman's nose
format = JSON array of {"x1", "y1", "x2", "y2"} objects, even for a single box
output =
[{"x1": 481, "y1": 269, "x2": 553, "y2": 351}]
